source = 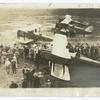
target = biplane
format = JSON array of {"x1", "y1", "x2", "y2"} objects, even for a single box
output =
[
  {"x1": 38, "y1": 15, "x2": 100, "y2": 81},
  {"x1": 17, "y1": 26, "x2": 53, "y2": 42}
]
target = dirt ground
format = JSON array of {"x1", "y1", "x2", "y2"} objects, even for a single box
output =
[{"x1": 0, "y1": 61, "x2": 24, "y2": 88}]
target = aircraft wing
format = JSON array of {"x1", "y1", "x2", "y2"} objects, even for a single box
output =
[
  {"x1": 70, "y1": 20, "x2": 87, "y2": 27},
  {"x1": 39, "y1": 50, "x2": 100, "y2": 66}
]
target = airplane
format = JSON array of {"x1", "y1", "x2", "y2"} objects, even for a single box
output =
[
  {"x1": 17, "y1": 26, "x2": 53, "y2": 42},
  {"x1": 38, "y1": 15, "x2": 100, "y2": 81}
]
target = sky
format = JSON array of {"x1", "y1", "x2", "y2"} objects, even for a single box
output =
[{"x1": 0, "y1": 3, "x2": 99, "y2": 9}]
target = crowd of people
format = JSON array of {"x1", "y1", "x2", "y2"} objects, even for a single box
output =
[
  {"x1": 1, "y1": 42, "x2": 43, "y2": 70},
  {"x1": 9, "y1": 65, "x2": 52, "y2": 88},
  {"x1": 21, "y1": 65, "x2": 51, "y2": 88},
  {"x1": 0, "y1": 44, "x2": 19, "y2": 75},
  {"x1": 0, "y1": 42, "x2": 51, "y2": 88},
  {"x1": 68, "y1": 42, "x2": 100, "y2": 60}
]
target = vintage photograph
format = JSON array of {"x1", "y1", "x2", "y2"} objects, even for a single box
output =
[{"x1": 0, "y1": 3, "x2": 100, "y2": 89}]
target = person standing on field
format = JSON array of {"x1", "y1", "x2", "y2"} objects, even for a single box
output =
[{"x1": 5, "y1": 58, "x2": 11, "y2": 74}]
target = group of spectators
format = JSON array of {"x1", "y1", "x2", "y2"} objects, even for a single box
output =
[
  {"x1": 0, "y1": 44, "x2": 19, "y2": 74},
  {"x1": 0, "y1": 42, "x2": 41, "y2": 69},
  {"x1": 0, "y1": 42, "x2": 51, "y2": 88},
  {"x1": 68, "y1": 42, "x2": 100, "y2": 60},
  {"x1": 21, "y1": 65, "x2": 46, "y2": 88},
  {"x1": 9, "y1": 64, "x2": 52, "y2": 88}
]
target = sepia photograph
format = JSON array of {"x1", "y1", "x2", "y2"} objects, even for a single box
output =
[{"x1": 0, "y1": 2, "x2": 100, "y2": 96}]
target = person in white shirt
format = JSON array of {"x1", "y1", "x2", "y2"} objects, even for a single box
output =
[{"x1": 5, "y1": 58, "x2": 11, "y2": 74}]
